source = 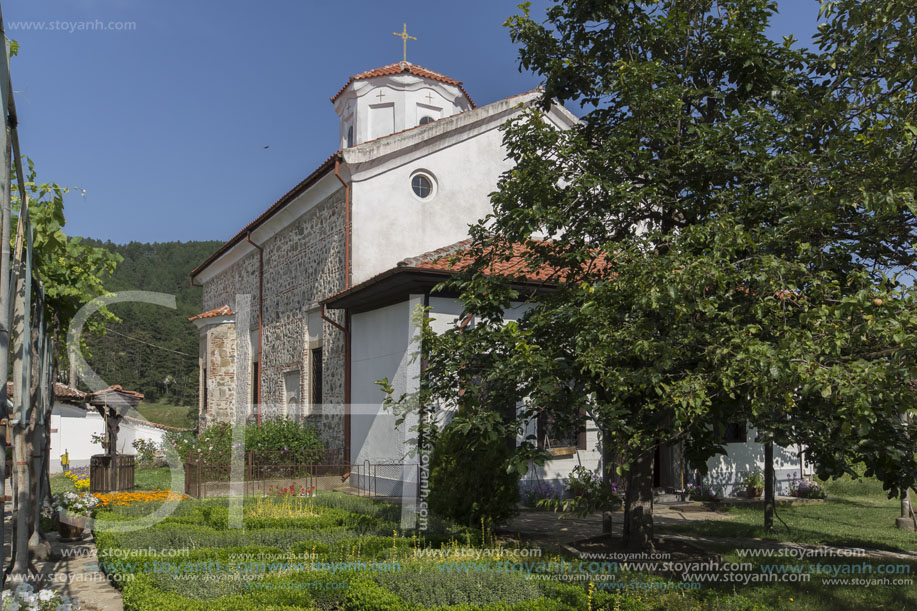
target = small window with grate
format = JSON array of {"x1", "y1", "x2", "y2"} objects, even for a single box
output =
[{"x1": 411, "y1": 171, "x2": 435, "y2": 199}]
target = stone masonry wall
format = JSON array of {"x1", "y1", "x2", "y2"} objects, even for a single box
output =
[
  {"x1": 199, "y1": 322, "x2": 236, "y2": 428},
  {"x1": 200, "y1": 186, "x2": 347, "y2": 456}
]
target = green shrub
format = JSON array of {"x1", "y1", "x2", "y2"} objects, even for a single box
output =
[
  {"x1": 163, "y1": 430, "x2": 196, "y2": 463},
  {"x1": 101, "y1": 522, "x2": 361, "y2": 553},
  {"x1": 132, "y1": 438, "x2": 160, "y2": 466},
  {"x1": 330, "y1": 535, "x2": 414, "y2": 561},
  {"x1": 427, "y1": 418, "x2": 520, "y2": 528},
  {"x1": 541, "y1": 465, "x2": 622, "y2": 516},
  {"x1": 246, "y1": 418, "x2": 324, "y2": 460},
  {"x1": 345, "y1": 579, "x2": 413, "y2": 611},
  {"x1": 121, "y1": 573, "x2": 316, "y2": 611},
  {"x1": 312, "y1": 492, "x2": 402, "y2": 522},
  {"x1": 373, "y1": 563, "x2": 542, "y2": 607},
  {"x1": 174, "y1": 419, "x2": 325, "y2": 467}
]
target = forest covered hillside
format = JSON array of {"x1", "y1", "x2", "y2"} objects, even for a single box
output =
[{"x1": 79, "y1": 239, "x2": 222, "y2": 409}]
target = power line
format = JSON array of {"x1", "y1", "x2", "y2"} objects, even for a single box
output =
[{"x1": 103, "y1": 326, "x2": 197, "y2": 358}]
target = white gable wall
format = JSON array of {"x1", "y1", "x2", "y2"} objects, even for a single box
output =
[
  {"x1": 345, "y1": 95, "x2": 577, "y2": 286},
  {"x1": 348, "y1": 126, "x2": 510, "y2": 285}
]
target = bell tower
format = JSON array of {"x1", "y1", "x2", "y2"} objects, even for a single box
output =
[{"x1": 331, "y1": 61, "x2": 475, "y2": 148}]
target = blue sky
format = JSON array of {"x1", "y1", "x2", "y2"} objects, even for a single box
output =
[{"x1": 7, "y1": 0, "x2": 822, "y2": 244}]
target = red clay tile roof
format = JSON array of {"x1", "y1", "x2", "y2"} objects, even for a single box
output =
[
  {"x1": 88, "y1": 385, "x2": 145, "y2": 409},
  {"x1": 331, "y1": 62, "x2": 476, "y2": 108},
  {"x1": 188, "y1": 305, "x2": 234, "y2": 322},
  {"x1": 5, "y1": 381, "x2": 87, "y2": 403},
  {"x1": 323, "y1": 239, "x2": 611, "y2": 310},
  {"x1": 123, "y1": 415, "x2": 192, "y2": 432},
  {"x1": 398, "y1": 239, "x2": 598, "y2": 283}
]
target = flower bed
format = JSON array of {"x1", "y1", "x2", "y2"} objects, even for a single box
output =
[
  {"x1": 93, "y1": 489, "x2": 187, "y2": 508},
  {"x1": 1, "y1": 583, "x2": 80, "y2": 610},
  {"x1": 64, "y1": 467, "x2": 90, "y2": 492}
]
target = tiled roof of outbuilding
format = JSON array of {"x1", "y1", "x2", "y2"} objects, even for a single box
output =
[{"x1": 187, "y1": 305, "x2": 234, "y2": 322}]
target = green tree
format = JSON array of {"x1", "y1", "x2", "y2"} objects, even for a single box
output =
[
  {"x1": 385, "y1": 0, "x2": 917, "y2": 550},
  {"x1": 12, "y1": 159, "x2": 121, "y2": 344}
]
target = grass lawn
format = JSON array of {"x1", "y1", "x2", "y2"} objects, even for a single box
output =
[
  {"x1": 132, "y1": 400, "x2": 196, "y2": 429},
  {"x1": 51, "y1": 466, "x2": 175, "y2": 495},
  {"x1": 710, "y1": 549, "x2": 917, "y2": 611},
  {"x1": 658, "y1": 475, "x2": 917, "y2": 553}
]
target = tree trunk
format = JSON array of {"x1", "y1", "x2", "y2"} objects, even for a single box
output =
[
  {"x1": 600, "y1": 426, "x2": 615, "y2": 535},
  {"x1": 897, "y1": 413, "x2": 916, "y2": 531},
  {"x1": 623, "y1": 447, "x2": 655, "y2": 551},
  {"x1": 764, "y1": 441, "x2": 775, "y2": 532}
]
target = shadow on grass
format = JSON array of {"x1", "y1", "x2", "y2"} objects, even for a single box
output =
[
  {"x1": 659, "y1": 518, "x2": 913, "y2": 554},
  {"x1": 704, "y1": 558, "x2": 917, "y2": 611}
]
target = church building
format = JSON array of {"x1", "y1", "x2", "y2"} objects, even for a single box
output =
[{"x1": 189, "y1": 56, "x2": 808, "y2": 497}]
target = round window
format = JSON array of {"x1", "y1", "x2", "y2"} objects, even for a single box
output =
[
  {"x1": 412, "y1": 174, "x2": 433, "y2": 198},
  {"x1": 419, "y1": 116, "x2": 435, "y2": 125}
]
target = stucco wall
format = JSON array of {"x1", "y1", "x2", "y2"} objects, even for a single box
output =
[
  {"x1": 350, "y1": 297, "x2": 421, "y2": 465},
  {"x1": 49, "y1": 404, "x2": 105, "y2": 472},
  {"x1": 49, "y1": 404, "x2": 171, "y2": 473},
  {"x1": 350, "y1": 125, "x2": 515, "y2": 285},
  {"x1": 704, "y1": 428, "x2": 811, "y2": 496}
]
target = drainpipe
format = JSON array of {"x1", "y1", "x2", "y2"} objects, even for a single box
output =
[
  {"x1": 332, "y1": 158, "x2": 352, "y2": 466},
  {"x1": 246, "y1": 231, "x2": 264, "y2": 426}
]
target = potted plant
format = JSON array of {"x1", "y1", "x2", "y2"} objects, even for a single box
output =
[
  {"x1": 687, "y1": 482, "x2": 721, "y2": 502},
  {"x1": 566, "y1": 465, "x2": 595, "y2": 498},
  {"x1": 744, "y1": 470, "x2": 765, "y2": 498},
  {"x1": 52, "y1": 491, "x2": 101, "y2": 541},
  {"x1": 787, "y1": 472, "x2": 827, "y2": 499}
]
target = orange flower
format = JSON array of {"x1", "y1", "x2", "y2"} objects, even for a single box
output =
[{"x1": 93, "y1": 489, "x2": 187, "y2": 507}]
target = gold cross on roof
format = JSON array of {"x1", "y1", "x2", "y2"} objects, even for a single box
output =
[{"x1": 393, "y1": 23, "x2": 416, "y2": 63}]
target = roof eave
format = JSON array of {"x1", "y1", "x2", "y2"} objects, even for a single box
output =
[
  {"x1": 322, "y1": 266, "x2": 555, "y2": 314},
  {"x1": 190, "y1": 152, "x2": 341, "y2": 281}
]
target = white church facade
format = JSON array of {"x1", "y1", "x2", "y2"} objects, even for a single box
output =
[{"x1": 189, "y1": 60, "x2": 808, "y2": 497}]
